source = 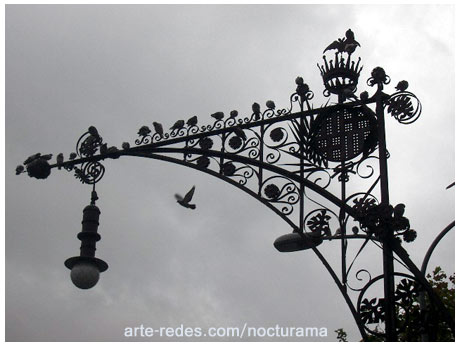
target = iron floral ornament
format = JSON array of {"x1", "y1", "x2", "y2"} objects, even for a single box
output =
[{"x1": 17, "y1": 29, "x2": 453, "y2": 341}]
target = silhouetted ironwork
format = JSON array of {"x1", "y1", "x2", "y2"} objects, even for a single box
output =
[{"x1": 16, "y1": 29, "x2": 454, "y2": 341}]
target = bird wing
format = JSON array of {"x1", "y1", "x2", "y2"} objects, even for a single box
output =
[
  {"x1": 174, "y1": 194, "x2": 183, "y2": 201},
  {"x1": 323, "y1": 40, "x2": 341, "y2": 53},
  {"x1": 183, "y1": 186, "x2": 195, "y2": 203}
]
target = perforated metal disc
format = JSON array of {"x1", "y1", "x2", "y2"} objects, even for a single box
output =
[{"x1": 311, "y1": 106, "x2": 377, "y2": 162}]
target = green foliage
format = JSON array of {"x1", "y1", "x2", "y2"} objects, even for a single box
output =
[
  {"x1": 334, "y1": 328, "x2": 348, "y2": 342},
  {"x1": 395, "y1": 267, "x2": 454, "y2": 341},
  {"x1": 422, "y1": 266, "x2": 455, "y2": 341},
  {"x1": 337, "y1": 267, "x2": 455, "y2": 342}
]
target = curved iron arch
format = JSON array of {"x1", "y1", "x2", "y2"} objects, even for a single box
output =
[{"x1": 121, "y1": 150, "x2": 370, "y2": 340}]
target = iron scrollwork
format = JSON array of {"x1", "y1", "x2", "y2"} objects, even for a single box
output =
[{"x1": 17, "y1": 29, "x2": 444, "y2": 342}]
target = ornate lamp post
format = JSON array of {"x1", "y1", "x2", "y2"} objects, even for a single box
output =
[
  {"x1": 64, "y1": 190, "x2": 108, "y2": 289},
  {"x1": 16, "y1": 29, "x2": 453, "y2": 341}
]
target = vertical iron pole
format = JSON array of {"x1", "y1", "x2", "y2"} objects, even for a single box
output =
[
  {"x1": 299, "y1": 102, "x2": 305, "y2": 233},
  {"x1": 258, "y1": 112, "x2": 265, "y2": 196},
  {"x1": 338, "y1": 93, "x2": 347, "y2": 287},
  {"x1": 375, "y1": 86, "x2": 397, "y2": 341}
]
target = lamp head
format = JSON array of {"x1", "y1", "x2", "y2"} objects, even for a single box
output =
[
  {"x1": 274, "y1": 232, "x2": 322, "y2": 252},
  {"x1": 65, "y1": 256, "x2": 108, "y2": 290}
]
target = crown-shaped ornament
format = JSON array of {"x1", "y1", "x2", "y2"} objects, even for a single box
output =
[{"x1": 317, "y1": 29, "x2": 363, "y2": 96}]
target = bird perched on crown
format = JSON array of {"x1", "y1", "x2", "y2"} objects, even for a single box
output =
[{"x1": 324, "y1": 29, "x2": 360, "y2": 55}]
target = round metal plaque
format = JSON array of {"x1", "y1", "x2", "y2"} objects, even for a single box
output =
[{"x1": 311, "y1": 106, "x2": 377, "y2": 162}]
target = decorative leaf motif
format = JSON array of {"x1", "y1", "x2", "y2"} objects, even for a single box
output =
[
  {"x1": 26, "y1": 158, "x2": 51, "y2": 179},
  {"x1": 387, "y1": 95, "x2": 413, "y2": 119},
  {"x1": 196, "y1": 156, "x2": 210, "y2": 168},
  {"x1": 395, "y1": 279, "x2": 420, "y2": 306},
  {"x1": 352, "y1": 199, "x2": 416, "y2": 243},
  {"x1": 74, "y1": 167, "x2": 87, "y2": 183},
  {"x1": 269, "y1": 128, "x2": 284, "y2": 142},
  {"x1": 228, "y1": 136, "x2": 243, "y2": 150},
  {"x1": 307, "y1": 210, "x2": 331, "y2": 236},
  {"x1": 360, "y1": 298, "x2": 385, "y2": 324},
  {"x1": 222, "y1": 162, "x2": 236, "y2": 176},
  {"x1": 403, "y1": 229, "x2": 417, "y2": 243},
  {"x1": 199, "y1": 137, "x2": 213, "y2": 150},
  {"x1": 80, "y1": 135, "x2": 102, "y2": 157},
  {"x1": 264, "y1": 184, "x2": 281, "y2": 200}
]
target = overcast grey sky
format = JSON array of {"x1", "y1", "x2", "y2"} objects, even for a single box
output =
[{"x1": 5, "y1": 4, "x2": 455, "y2": 342}]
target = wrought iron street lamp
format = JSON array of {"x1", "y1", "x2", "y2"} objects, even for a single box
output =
[
  {"x1": 16, "y1": 29, "x2": 453, "y2": 341},
  {"x1": 64, "y1": 190, "x2": 108, "y2": 289}
]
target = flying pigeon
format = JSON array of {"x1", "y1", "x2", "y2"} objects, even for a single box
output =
[
  {"x1": 153, "y1": 122, "x2": 164, "y2": 136},
  {"x1": 187, "y1": 116, "x2": 198, "y2": 127},
  {"x1": 175, "y1": 186, "x2": 196, "y2": 209},
  {"x1": 170, "y1": 120, "x2": 185, "y2": 130},
  {"x1": 211, "y1": 112, "x2": 225, "y2": 121},
  {"x1": 395, "y1": 80, "x2": 409, "y2": 92}
]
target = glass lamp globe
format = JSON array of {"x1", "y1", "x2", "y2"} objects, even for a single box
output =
[{"x1": 70, "y1": 261, "x2": 100, "y2": 289}]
